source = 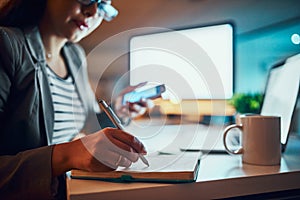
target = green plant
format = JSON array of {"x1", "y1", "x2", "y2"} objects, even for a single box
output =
[{"x1": 228, "y1": 93, "x2": 263, "y2": 114}]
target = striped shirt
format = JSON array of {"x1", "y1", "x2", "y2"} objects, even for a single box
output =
[{"x1": 46, "y1": 66, "x2": 86, "y2": 144}]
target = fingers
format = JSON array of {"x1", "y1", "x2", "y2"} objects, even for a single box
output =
[
  {"x1": 131, "y1": 82, "x2": 148, "y2": 90},
  {"x1": 80, "y1": 128, "x2": 147, "y2": 171},
  {"x1": 105, "y1": 137, "x2": 140, "y2": 162},
  {"x1": 104, "y1": 128, "x2": 147, "y2": 154},
  {"x1": 127, "y1": 99, "x2": 154, "y2": 118},
  {"x1": 130, "y1": 98, "x2": 154, "y2": 109},
  {"x1": 113, "y1": 154, "x2": 132, "y2": 168},
  {"x1": 93, "y1": 149, "x2": 133, "y2": 169},
  {"x1": 119, "y1": 82, "x2": 148, "y2": 95},
  {"x1": 129, "y1": 104, "x2": 147, "y2": 118}
]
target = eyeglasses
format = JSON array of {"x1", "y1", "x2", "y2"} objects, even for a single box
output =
[{"x1": 77, "y1": 0, "x2": 118, "y2": 21}]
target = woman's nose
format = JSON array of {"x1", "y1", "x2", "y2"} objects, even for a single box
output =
[{"x1": 82, "y1": 3, "x2": 98, "y2": 17}]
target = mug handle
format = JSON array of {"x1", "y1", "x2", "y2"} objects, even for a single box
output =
[{"x1": 223, "y1": 124, "x2": 243, "y2": 155}]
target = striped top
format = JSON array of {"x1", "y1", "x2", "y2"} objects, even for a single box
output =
[{"x1": 46, "y1": 66, "x2": 86, "y2": 144}]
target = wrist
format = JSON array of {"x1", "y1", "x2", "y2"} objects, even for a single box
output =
[{"x1": 51, "y1": 141, "x2": 78, "y2": 177}]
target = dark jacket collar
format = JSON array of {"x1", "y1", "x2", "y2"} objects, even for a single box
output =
[{"x1": 23, "y1": 26, "x2": 46, "y2": 63}]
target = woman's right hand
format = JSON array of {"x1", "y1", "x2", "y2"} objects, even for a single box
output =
[{"x1": 51, "y1": 128, "x2": 147, "y2": 177}]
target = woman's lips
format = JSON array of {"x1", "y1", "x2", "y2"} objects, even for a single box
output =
[{"x1": 73, "y1": 20, "x2": 89, "y2": 31}]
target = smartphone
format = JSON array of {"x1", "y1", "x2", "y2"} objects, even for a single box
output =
[{"x1": 122, "y1": 84, "x2": 166, "y2": 104}]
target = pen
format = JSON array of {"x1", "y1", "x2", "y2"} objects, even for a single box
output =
[{"x1": 99, "y1": 99, "x2": 150, "y2": 167}]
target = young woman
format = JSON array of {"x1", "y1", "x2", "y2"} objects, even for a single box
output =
[{"x1": 0, "y1": 0, "x2": 149, "y2": 199}]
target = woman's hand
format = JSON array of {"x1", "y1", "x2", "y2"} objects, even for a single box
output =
[
  {"x1": 114, "y1": 82, "x2": 155, "y2": 120},
  {"x1": 51, "y1": 128, "x2": 147, "y2": 176}
]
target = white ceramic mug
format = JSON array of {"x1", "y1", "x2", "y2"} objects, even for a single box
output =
[{"x1": 223, "y1": 115, "x2": 281, "y2": 166}]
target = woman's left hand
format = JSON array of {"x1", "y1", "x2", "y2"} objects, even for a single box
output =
[{"x1": 114, "y1": 82, "x2": 155, "y2": 120}]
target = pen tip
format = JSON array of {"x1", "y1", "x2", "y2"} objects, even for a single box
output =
[{"x1": 139, "y1": 155, "x2": 150, "y2": 167}]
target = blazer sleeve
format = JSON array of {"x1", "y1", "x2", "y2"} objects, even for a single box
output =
[
  {"x1": 0, "y1": 27, "x2": 59, "y2": 200},
  {"x1": 0, "y1": 146, "x2": 56, "y2": 200}
]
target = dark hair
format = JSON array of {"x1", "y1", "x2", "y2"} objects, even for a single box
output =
[{"x1": 0, "y1": 0, "x2": 47, "y2": 28}]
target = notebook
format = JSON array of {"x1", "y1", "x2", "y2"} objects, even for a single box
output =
[{"x1": 71, "y1": 152, "x2": 201, "y2": 183}]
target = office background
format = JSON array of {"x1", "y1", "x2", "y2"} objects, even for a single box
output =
[{"x1": 79, "y1": 0, "x2": 300, "y2": 133}]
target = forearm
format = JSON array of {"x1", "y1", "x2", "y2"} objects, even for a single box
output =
[{"x1": 51, "y1": 140, "x2": 85, "y2": 177}]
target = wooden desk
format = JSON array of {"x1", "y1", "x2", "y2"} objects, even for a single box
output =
[{"x1": 67, "y1": 130, "x2": 300, "y2": 200}]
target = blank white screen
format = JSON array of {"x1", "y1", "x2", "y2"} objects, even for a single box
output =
[
  {"x1": 129, "y1": 24, "x2": 233, "y2": 100},
  {"x1": 261, "y1": 55, "x2": 300, "y2": 145}
]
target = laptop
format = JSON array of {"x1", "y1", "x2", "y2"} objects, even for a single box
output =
[
  {"x1": 260, "y1": 54, "x2": 300, "y2": 152},
  {"x1": 179, "y1": 53, "x2": 300, "y2": 153}
]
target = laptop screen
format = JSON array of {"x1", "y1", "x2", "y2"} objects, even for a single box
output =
[{"x1": 261, "y1": 54, "x2": 300, "y2": 151}]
